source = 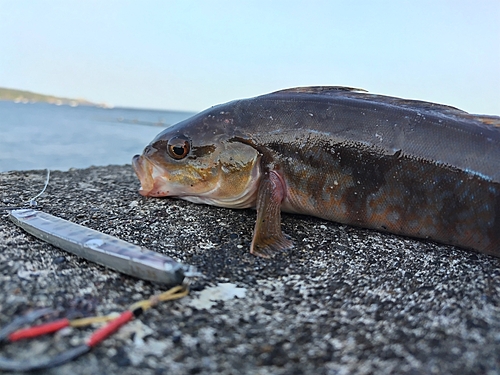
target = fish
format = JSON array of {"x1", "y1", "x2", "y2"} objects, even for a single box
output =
[{"x1": 132, "y1": 86, "x2": 500, "y2": 258}]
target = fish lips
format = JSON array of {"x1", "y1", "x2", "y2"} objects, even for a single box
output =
[
  {"x1": 133, "y1": 155, "x2": 181, "y2": 197},
  {"x1": 132, "y1": 154, "x2": 185, "y2": 197},
  {"x1": 132, "y1": 154, "x2": 157, "y2": 196}
]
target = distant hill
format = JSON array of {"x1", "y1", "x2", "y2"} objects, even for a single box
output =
[{"x1": 0, "y1": 87, "x2": 109, "y2": 107}]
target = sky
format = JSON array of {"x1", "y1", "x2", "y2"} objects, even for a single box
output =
[{"x1": 0, "y1": 1, "x2": 499, "y2": 114}]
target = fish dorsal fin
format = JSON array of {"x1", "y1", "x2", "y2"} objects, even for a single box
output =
[
  {"x1": 468, "y1": 114, "x2": 500, "y2": 128},
  {"x1": 271, "y1": 86, "x2": 368, "y2": 95},
  {"x1": 268, "y1": 86, "x2": 500, "y2": 125},
  {"x1": 352, "y1": 96, "x2": 500, "y2": 129},
  {"x1": 272, "y1": 86, "x2": 464, "y2": 112},
  {"x1": 371, "y1": 96, "x2": 470, "y2": 117}
]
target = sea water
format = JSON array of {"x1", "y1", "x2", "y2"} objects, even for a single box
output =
[{"x1": 0, "y1": 101, "x2": 195, "y2": 172}]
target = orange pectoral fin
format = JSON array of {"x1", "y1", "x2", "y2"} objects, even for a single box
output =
[{"x1": 250, "y1": 171, "x2": 293, "y2": 258}]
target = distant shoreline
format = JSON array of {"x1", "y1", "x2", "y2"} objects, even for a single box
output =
[{"x1": 0, "y1": 87, "x2": 112, "y2": 108}]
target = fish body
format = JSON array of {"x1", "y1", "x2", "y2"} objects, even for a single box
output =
[{"x1": 133, "y1": 87, "x2": 500, "y2": 258}]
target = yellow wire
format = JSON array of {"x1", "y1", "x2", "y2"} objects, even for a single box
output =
[
  {"x1": 129, "y1": 285, "x2": 189, "y2": 313},
  {"x1": 70, "y1": 314, "x2": 118, "y2": 327},
  {"x1": 66, "y1": 285, "x2": 189, "y2": 328}
]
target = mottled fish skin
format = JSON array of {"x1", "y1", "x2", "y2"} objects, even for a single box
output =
[{"x1": 133, "y1": 86, "x2": 500, "y2": 258}]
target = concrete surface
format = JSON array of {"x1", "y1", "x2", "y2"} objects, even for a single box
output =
[{"x1": 0, "y1": 165, "x2": 499, "y2": 375}]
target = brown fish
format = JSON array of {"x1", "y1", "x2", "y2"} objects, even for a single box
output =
[{"x1": 132, "y1": 87, "x2": 500, "y2": 258}]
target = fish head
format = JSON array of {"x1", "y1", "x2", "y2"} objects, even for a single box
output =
[{"x1": 132, "y1": 108, "x2": 261, "y2": 209}]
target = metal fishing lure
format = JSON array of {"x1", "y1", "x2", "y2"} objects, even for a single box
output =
[
  {"x1": 9, "y1": 208, "x2": 194, "y2": 285},
  {"x1": 3, "y1": 169, "x2": 198, "y2": 285}
]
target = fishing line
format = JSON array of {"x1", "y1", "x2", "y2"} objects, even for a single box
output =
[
  {"x1": 26, "y1": 169, "x2": 50, "y2": 207},
  {"x1": 0, "y1": 169, "x2": 50, "y2": 211}
]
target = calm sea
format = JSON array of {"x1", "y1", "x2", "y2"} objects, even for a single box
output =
[{"x1": 0, "y1": 101, "x2": 195, "y2": 172}]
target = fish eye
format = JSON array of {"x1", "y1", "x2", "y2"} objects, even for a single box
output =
[{"x1": 167, "y1": 135, "x2": 190, "y2": 160}]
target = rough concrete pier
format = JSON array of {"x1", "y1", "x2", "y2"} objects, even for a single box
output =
[{"x1": 1, "y1": 165, "x2": 499, "y2": 374}]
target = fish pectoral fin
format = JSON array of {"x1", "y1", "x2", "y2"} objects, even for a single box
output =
[{"x1": 250, "y1": 171, "x2": 293, "y2": 258}]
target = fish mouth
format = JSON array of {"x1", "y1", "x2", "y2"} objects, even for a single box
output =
[{"x1": 132, "y1": 154, "x2": 169, "y2": 197}]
